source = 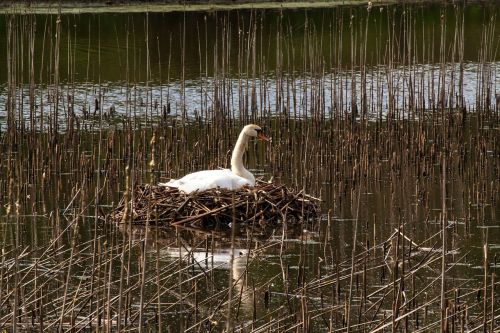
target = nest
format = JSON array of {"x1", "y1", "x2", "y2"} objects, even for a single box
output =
[{"x1": 109, "y1": 181, "x2": 320, "y2": 230}]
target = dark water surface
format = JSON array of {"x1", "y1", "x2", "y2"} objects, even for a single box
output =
[
  {"x1": 0, "y1": 4, "x2": 499, "y2": 82},
  {"x1": 0, "y1": 2, "x2": 499, "y2": 332}
]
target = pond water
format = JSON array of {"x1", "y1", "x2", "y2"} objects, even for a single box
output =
[
  {"x1": 1, "y1": 4, "x2": 499, "y2": 130},
  {"x1": 0, "y1": 2, "x2": 499, "y2": 332}
]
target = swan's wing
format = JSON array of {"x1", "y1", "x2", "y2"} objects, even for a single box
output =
[
  {"x1": 159, "y1": 169, "x2": 252, "y2": 193},
  {"x1": 158, "y1": 170, "x2": 226, "y2": 188}
]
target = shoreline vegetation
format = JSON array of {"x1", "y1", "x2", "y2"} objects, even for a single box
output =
[{"x1": 0, "y1": 0, "x2": 486, "y2": 14}]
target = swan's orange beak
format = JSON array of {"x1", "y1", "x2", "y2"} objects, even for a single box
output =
[{"x1": 257, "y1": 131, "x2": 271, "y2": 142}]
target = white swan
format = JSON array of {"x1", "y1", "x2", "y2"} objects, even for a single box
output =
[{"x1": 159, "y1": 124, "x2": 270, "y2": 193}]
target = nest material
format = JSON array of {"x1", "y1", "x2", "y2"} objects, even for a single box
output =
[{"x1": 109, "y1": 181, "x2": 320, "y2": 229}]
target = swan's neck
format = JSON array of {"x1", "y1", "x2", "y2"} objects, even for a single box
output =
[{"x1": 231, "y1": 131, "x2": 254, "y2": 183}]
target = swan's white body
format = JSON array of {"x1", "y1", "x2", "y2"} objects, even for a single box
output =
[
  {"x1": 159, "y1": 124, "x2": 269, "y2": 193},
  {"x1": 162, "y1": 169, "x2": 252, "y2": 193}
]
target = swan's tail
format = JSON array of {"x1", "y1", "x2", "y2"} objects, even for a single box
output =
[{"x1": 158, "y1": 179, "x2": 180, "y2": 188}]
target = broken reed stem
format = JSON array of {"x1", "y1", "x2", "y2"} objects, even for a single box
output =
[
  {"x1": 441, "y1": 153, "x2": 447, "y2": 333},
  {"x1": 346, "y1": 159, "x2": 363, "y2": 332},
  {"x1": 483, "y1": 237, "x2": 488, "y2": 332},
  {"x1": 226, "y1": 192, "x2": 236, "y2": 332}
]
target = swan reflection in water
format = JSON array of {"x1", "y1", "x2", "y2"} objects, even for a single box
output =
[
  {"x1": 117, "y1": 225, "x2": 259, "y2": 315},
  {"x1": 117, "y1": 223, "x2": 312, "y2": 320}
]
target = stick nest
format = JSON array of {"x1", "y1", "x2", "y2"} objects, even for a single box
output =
[{"x1": 109, "y1": 181, "x2": 320, "y2": 230}]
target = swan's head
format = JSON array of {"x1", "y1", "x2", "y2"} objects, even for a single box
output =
[{"x1": 243, "y1": 124, "x2": 271, "y2": 142}]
